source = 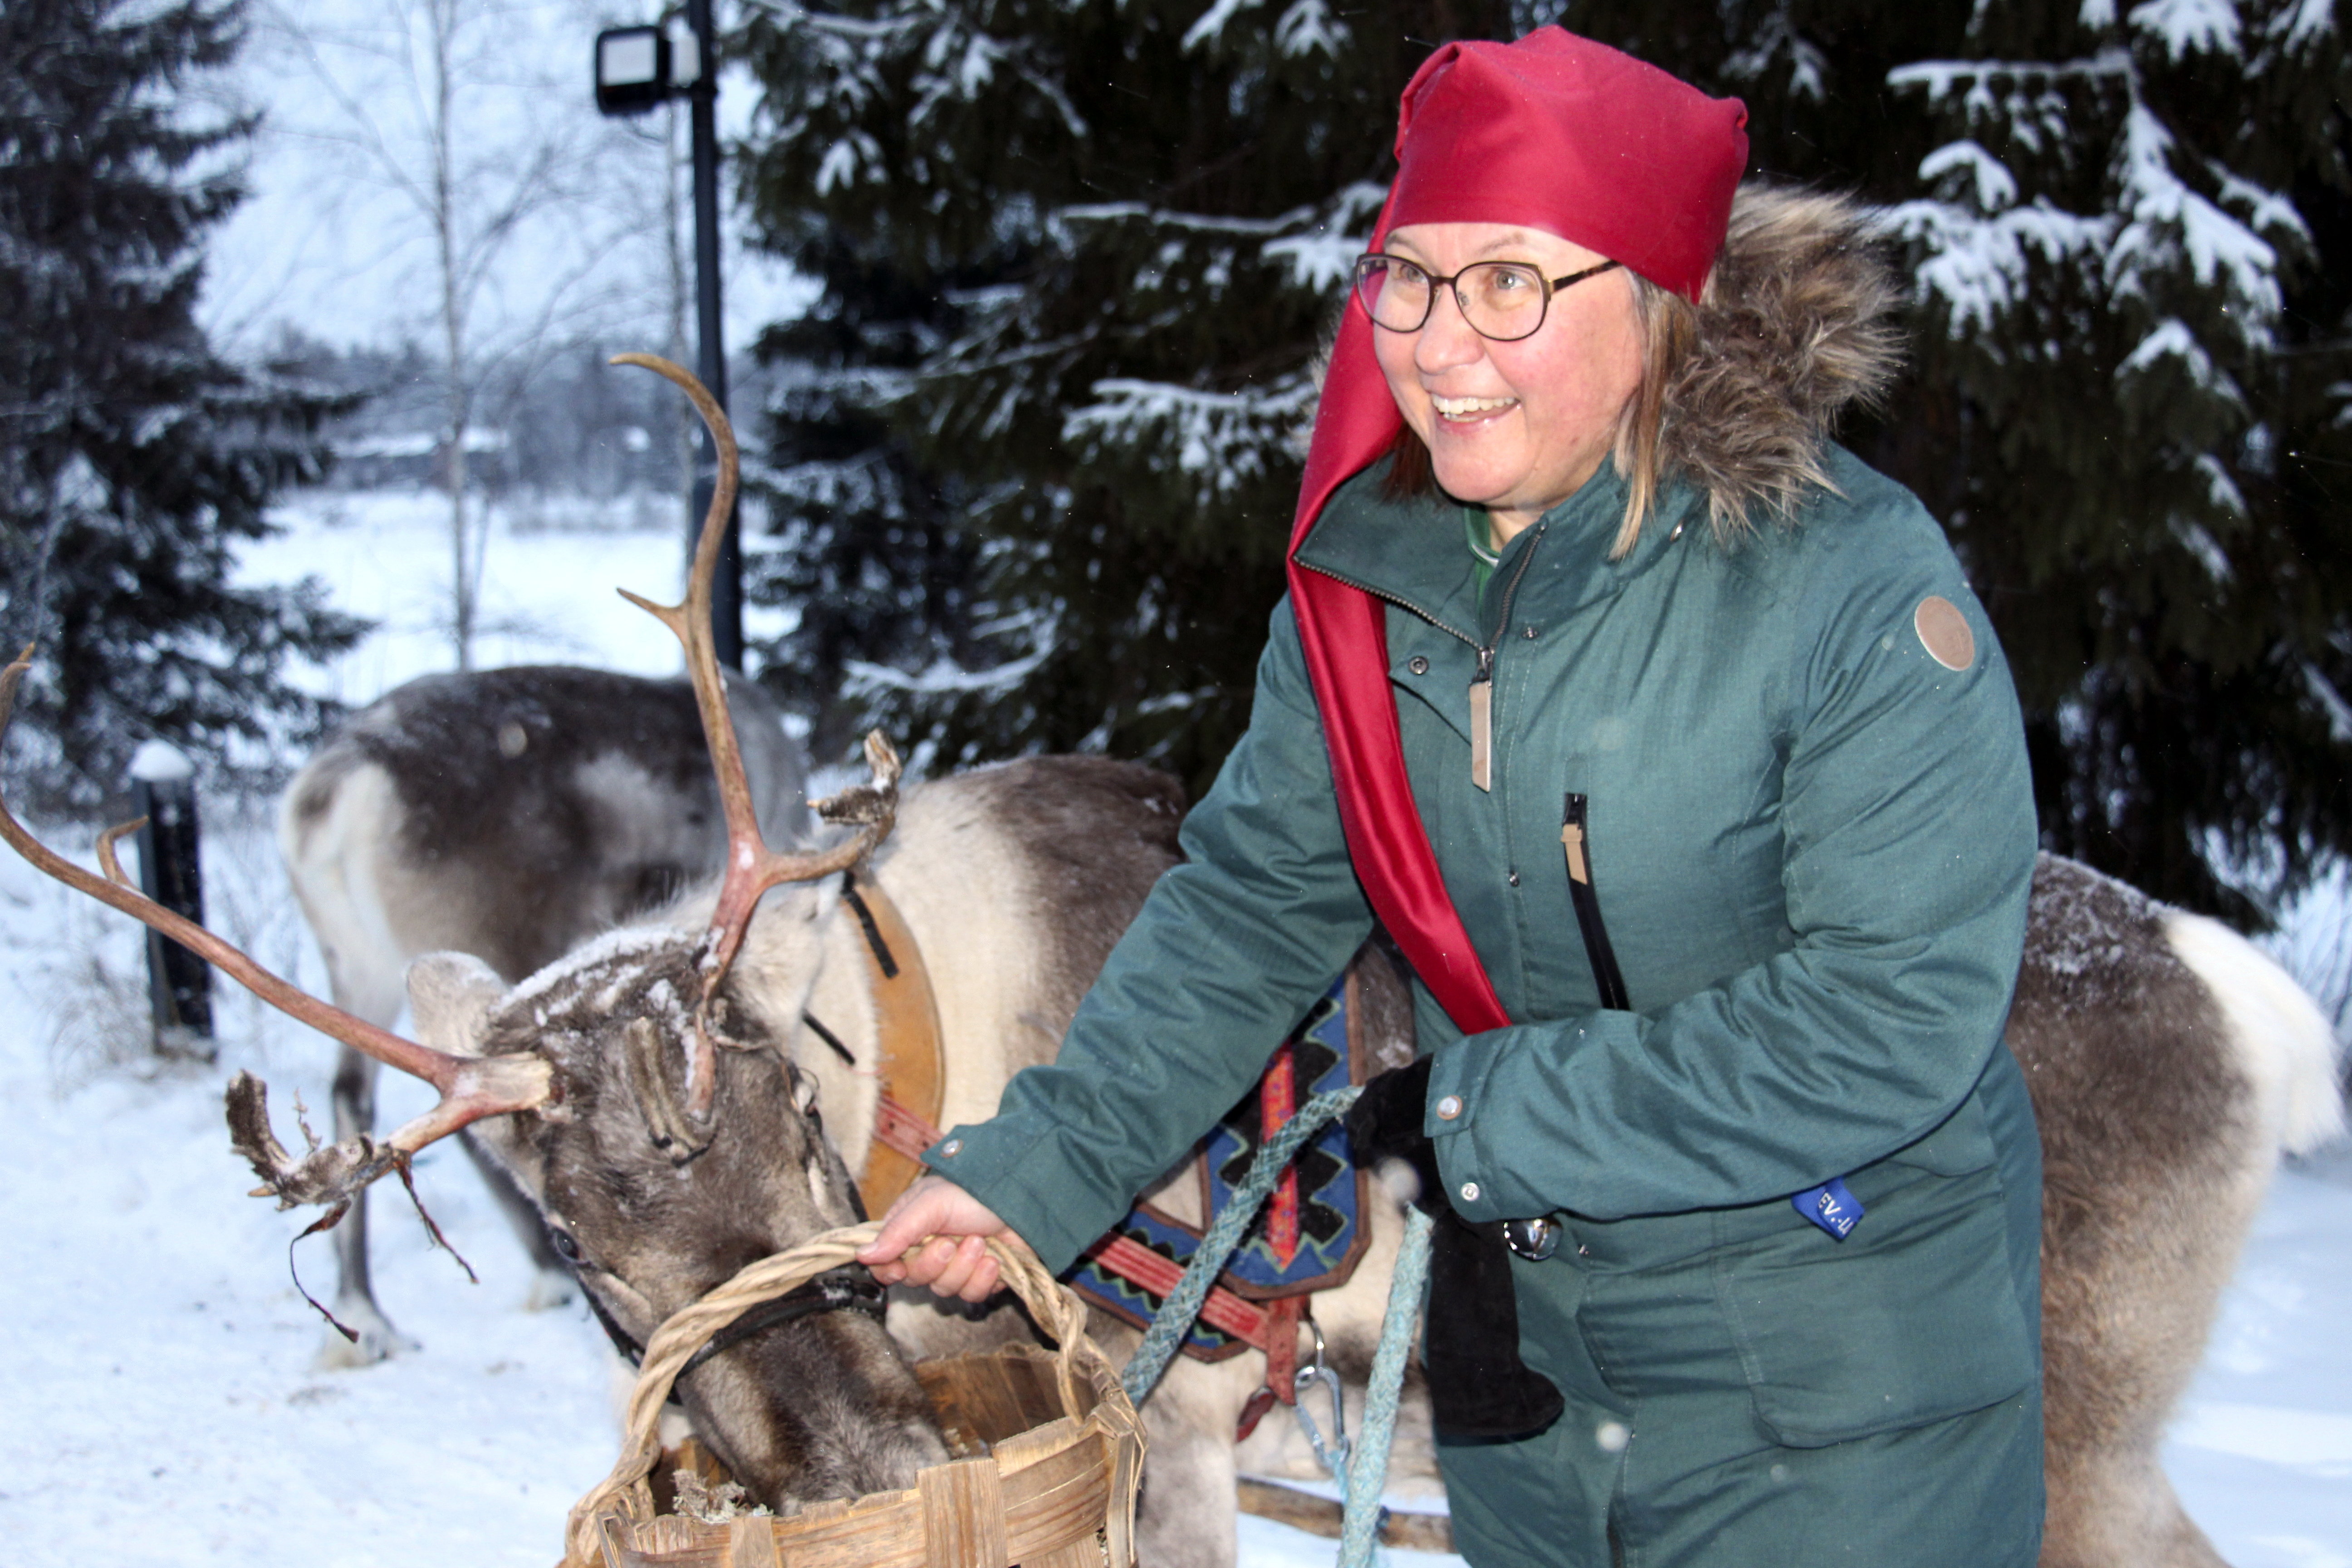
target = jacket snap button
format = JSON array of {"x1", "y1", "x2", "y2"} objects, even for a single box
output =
[
  {"x1": 1506, "y1": 869, "x2": 1520, "y2": 887},
  {"x1": 1460, "y1": 1181, "x2": 1480, "y2": 1203},
  {"x1": 1407, "y1": 656, "x2": 1430, "y2": 676},
  {"x1": 939, "y1": 1138, "x2": 962, "y2": 1157},
  {"x1": 1523, "y1": 625, "x2": 1538, "y2": 639},
  {"x1": 1435, "y1": 1094, "x2": 1463, "y2": 1121}
]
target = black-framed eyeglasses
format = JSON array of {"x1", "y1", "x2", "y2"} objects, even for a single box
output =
[{"x1": 1352, "y1": 254, "x2": 1624, "y2": 342}]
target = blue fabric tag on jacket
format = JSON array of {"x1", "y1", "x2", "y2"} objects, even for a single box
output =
[{"x1": 1793, "y1": 1177, "x2": 1864, "y2": 1239}]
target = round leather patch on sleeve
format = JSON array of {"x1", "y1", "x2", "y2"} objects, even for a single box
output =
[{"x1": 1914, "y1": 596, "x2": 1976, "y2": 671}]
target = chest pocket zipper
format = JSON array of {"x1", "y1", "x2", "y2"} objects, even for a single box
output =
[{"x1": 1561, "y1": 793, "x2": 1631, "y2": 1010}]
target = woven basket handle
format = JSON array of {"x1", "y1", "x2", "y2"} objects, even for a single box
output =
[{"x1": 562, "y1": 1221, "x2": 1100, "y2": 1568}]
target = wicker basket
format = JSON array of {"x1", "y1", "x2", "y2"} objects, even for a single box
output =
[{"x1": 563, "y1": 1225, "x2": 1145, "y2": 1568}]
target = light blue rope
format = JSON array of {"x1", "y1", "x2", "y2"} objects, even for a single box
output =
[
  {"x1": 1340, "y1": 1205, "x2": 1433, "y2": 1568},
  {"x1": 1112, "y1": 1081, "x2": 1435, "y2": 1568},
  {"x1": 1120, "y1": 1084, "x2": 1362, "y2": 1405}
]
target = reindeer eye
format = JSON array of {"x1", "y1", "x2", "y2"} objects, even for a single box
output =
[{"x1": 549, "y1": 1228, "x2": 583, "y2": 1265}]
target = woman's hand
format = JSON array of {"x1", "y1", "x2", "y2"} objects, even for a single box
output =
[{"x1": 856, "y1": 1175, "x2": 1013, "y2": 1303}]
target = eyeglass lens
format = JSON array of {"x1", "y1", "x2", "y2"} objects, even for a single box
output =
[{"x1": 1355, "y1": 259, "x2": 1552, "y2": 342}]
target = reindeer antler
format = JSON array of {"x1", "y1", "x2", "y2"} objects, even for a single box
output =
[
  {"x1": 0, "y1": 649, "x2": 554, "y2": 1215},
  {"x1": 608, "y1": 354, "x2": 902, "y2": 1121}
]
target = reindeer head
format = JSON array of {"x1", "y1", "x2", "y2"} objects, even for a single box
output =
[
  {"x1": 407, "y1": 918, "x2": 947, "y2": 1504},
  {"x1": 0, "y1": 355, "x2": 948, "y2": 1510}
]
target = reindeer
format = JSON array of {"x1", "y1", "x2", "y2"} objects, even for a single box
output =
[
  {"x1": 1, "y1": 357, "x2": 2339, "y2": 1568},
  {"x1": 278, "y1": 661, "x2": 808, "y2": 1364}
]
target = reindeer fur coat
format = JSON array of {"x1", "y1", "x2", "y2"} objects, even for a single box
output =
[{"x1": 930, "y1": 188, "x2": 2048, "y2": 1566}]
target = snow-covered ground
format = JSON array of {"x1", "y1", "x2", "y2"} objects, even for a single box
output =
[{"x1": 0, "y1": 492, "x2": 2344, "y2": 1566}]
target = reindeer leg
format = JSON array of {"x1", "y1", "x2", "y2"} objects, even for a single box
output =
[
  {"x1": 315, "y1": 1045, "x2": 421, "y2": 1368},
  {"x1": 457, "y1": 1129, "x2": 577, "y2": 1310},
  {"x1": 1133, "y1": 1375, "x2": 1245, "y2": 1568}
]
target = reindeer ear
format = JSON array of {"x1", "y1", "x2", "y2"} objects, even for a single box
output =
[{"x1": 406, "y1": 952, "x2": 506, "y2": 1054}]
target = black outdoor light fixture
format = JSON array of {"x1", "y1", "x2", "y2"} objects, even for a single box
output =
[
  {"x1": 593, "y1": 22, "x2": 699, "y2": 116},
  {"x1": 594, "y1": 4, "x2": 742, "y2": 670}
]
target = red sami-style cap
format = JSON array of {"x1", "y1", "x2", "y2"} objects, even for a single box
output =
[
  {"x1": 1284, "y1": 30, "x2": 1747, "y2": 1034},
  {"x1": 1386, "y1": 30, "x2": 1749, "y2": 302}
]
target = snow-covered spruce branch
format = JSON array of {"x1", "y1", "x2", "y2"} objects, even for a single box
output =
[
  {"x1": 1886, "y1": 49, "x2": 2134, "y2": 102},
  {"x1": 842, "y1": 610, "x2": 1056, "y2": 698},
  {"x1": 1057, "y1": 203, "x2": 1308, "y2": 237},
  {"x1": 1884, "y1": 36, "x2": 2304, "y2": 359},
  {"x1": 1062, "y1": 376, "x2": 1317, "y2": 501},
  {"x1": 1181, "y1": 0, "x2": 1349, "y2": 56},
  {"x1": 1873, "y1": 196, "x2": 2108, "y2": 338}
]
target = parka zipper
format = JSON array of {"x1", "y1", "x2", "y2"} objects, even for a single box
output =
[
  {"x1": 1560, "y1": 793, "x2": 1631, "y2": 1010},
  {"x1": 1297, "y1": 522, "x2": 1547, "y2": 794}
]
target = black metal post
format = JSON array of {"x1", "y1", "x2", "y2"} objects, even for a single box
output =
[
  {"x1": 130, "y1": 748, "x2": 213, "y2": 1056},
  {"x1": 686, "y1": 0, "x2": 743, "y2": 670}
]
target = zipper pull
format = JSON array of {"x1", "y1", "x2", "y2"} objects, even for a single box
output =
[
  {"x1": 1469, "y1": 646, "x2": 1494, "y2": 792},
  {"x1": 1561, "y1": 792, "x2": 1592, "y2": 883}
]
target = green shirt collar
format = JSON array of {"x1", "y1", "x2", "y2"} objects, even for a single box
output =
[
  {"x1": 1294, "y1": 456, "x2": 1691, "y2": 632},
  {"x1": 1464, "y1": 506, "x2": 1500, "y2": 604}
]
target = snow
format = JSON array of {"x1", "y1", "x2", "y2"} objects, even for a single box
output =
[
  {"x1": 230, "y1": 490, "x2": 695, "y2": 705},
  {"x1": 1273, "y1": 0, "x2": 1350, "y2": 59},
  {"x1": 129, "y1": 740, "x2": 197, "y2": 783},
  {"x1": 1919, "y1": 140, "x2": 2020, "y2": 212},
  {"x1": 2129, "y1": 0, "x2": 2244, "y2": 59},
  {"x1": 1183, "y1": 0, "x2": 1265, "y2": 53},
  {"x1": 2269, "y1": 0, "x2": 2336, "y2": 49},
  {"x1": 2119, "y1": 317, "x2": 2242, "y2": 403},
  {"x1": 0, "y1": 495, "x2": 2347, "y2": 1566},
  {"x1": 2110, "y1": 104, "x2": 2283, "y2": 338},
  {"x1": 1877, "y1": 195, "x2": 2107, "y2": 337}
]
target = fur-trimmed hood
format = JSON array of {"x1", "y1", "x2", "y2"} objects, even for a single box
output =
[{"x1": 1662, "y1": 183, "x2": 1906, "y2": 537}]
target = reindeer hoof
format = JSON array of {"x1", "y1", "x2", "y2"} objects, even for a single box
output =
[{"x1": 311, "y1": 1302, "x2": 421, "y2": 1369}]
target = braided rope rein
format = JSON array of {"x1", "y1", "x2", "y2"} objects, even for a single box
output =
[
  {"x1": 561, "y1": 1221, "x2": 1104, "y2": 1568},
  {"x1": 1116, "y1": 1084, "x2": 1436, "y2": 1568}
]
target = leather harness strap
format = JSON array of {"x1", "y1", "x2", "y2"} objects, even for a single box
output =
[
  {"x1": 840, "y1": 873, "x2": 1308, "y2": 1395},
  {"x1": 839, "y1": 871, "x2": 947, "y2": 1214}
]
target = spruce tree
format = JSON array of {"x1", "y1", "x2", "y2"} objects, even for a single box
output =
[
  {"x1": 738, "y1": 227, "x2": 996, "y2": 767},
  {"x1": 0, "y1": 0, "x2": 365, "y2": 806}
]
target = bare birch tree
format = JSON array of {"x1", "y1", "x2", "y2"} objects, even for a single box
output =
[{"x1": 257, "y1": 0, "x2": 647, "y2": 668}]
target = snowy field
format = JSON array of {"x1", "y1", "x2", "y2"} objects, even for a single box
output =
[{"x1": 0, "y1": 492, "x2": 2345, "y2": 1567}]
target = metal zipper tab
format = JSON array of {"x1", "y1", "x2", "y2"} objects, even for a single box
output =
[{"x1": 1562, "y1": 793, "x2": 1631, "y2": 1010}]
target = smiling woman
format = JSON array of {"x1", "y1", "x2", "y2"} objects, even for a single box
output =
[{"x1": 862, "y1": 27, "x2": 2049, "y2": 1568}]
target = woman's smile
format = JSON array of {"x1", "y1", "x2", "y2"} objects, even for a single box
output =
[{"x1": 1430, "y1": 393, "x2": 1520, "y2": 421}]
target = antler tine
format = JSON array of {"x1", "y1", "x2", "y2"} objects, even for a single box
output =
[
  {"x1": 0, "y1": 647, "x2": 554, "y2": 1205},
  {"x1": 609, "y1": 354, "x2": 906, "y2": 1121},
  {"x1": 608, "y1": 352, "x2": 760, "y2": 884}
]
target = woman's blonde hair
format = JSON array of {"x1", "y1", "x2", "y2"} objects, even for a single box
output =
[{"x1": 1381, "y1": 263, "x2": 1703, "y2": 559}]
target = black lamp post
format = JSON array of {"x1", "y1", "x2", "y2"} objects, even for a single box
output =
[{"x1": 595, "y1": 5, "x2": 743, "y2": 669}]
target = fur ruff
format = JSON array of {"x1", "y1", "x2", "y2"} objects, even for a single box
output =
[{"x1": 1666, "y1": 183, "x2": 1907, "y2": 540}]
